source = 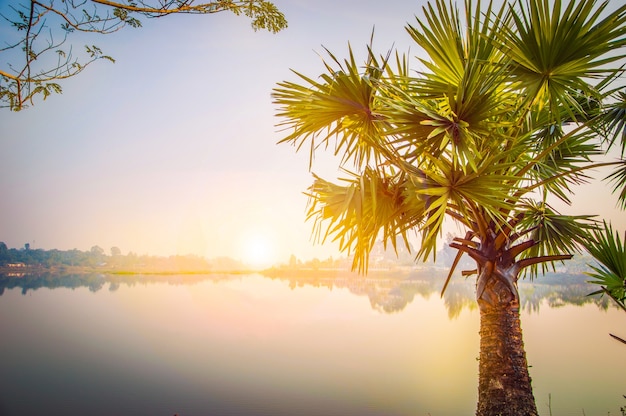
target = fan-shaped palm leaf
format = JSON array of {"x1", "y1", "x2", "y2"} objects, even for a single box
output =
[
  {"x1": 273, "y1": 43, "x2": 390, "y2": 168},
  {"x1": 583, "y1": 221, "x2": 626, "y2": 308},
  {"x1": 306, "y1": 168, "x2": 423, "y2": 272},
  {"x1": 528, "y1": 122, "x2": 603, "y2": 203},
  {"x1": 599, "y1": 89, "x2": 626, "y2": 156},
  {"x1": 499, "y1": 0, "x2": 626, "y2": 121},
  {"x1": 517, "y1": 200, "x2": 596, "y2": 277},
  {"x1": 606, "y1": 159, "x2": 626, "y2": 209},
  {"x1": 397, "y1": 0, "x2": 516, "y2": 171}
]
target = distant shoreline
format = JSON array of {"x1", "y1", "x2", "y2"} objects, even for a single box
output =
[
  {"x1": 0, "y1": 264, "x2": 260, "y2": 276},
  {"x1": 0, "y1": 264, "x2": 592, "y2": 287}
]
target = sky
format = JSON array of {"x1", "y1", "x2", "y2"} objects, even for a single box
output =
[{"x1": 1, "y1": 0, "x2": 625, "y2": 268}]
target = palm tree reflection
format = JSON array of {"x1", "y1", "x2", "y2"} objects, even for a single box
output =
[{"x1": 0, "y1": 270, "x2": 611, "y2": 315}]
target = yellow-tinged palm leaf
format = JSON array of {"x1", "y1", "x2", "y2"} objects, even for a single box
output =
[
  {"x1": 406, "y1": 0, "x2": 511, "y2": 92},
  {"x1": 417, "y1": 153, "x2": 520, "y2": 229},
  {"x1": 407, "y1": 0, "x2": 465, "y2": 87},
  {"x1": 305, "y1": 169, "x2": 424, "y2": 272}
]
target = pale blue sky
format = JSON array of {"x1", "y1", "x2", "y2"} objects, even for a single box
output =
[{"x1": 1, "y1": 0, "x2": 624, "y2": 266}]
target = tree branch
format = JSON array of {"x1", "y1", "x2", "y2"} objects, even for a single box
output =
[
  {"x1": 32, "y1": 0, "x2": 126, "y2": 33},
  {"x1": 505, "y1": 239, "x2": 538, "y2": 260},
  {"x1": 0, "y1": 70, "x2": 18, "y2": 81},
  {"x1": 449, "y1": 242, "x2": 487, "y2": 263},
  {"x1": 91, "y1": 0, "x2": 199, "y2": 15},
  {"x1": 517, "y1": 254, "x2": 573, "y2": 270},
  {"x1": 441, "y1": 231, "x2": 474, "y2": 297},
  {"x1": 1, "y1": 0, "x2": 286, "y2": 110}
]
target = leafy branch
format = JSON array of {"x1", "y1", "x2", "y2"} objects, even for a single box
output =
[{"x1": 0, "y1": 0, "x2": 287, "y2": 110}]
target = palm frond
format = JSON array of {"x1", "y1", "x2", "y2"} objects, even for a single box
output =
[
  {"x1": 583, "y1": 221, "x2": 626, "y2": 307},
  {"x1": 499, "y1": 0, "x2": 626, "y2": 122},
  {"x1": 273, "y1": 43, "x2": 390, "y2": 169},
  {"x1": 517, "y1": 200, "x2": 596, "y2": 277},
  {"x1": 528, "y1": 122, "x2": 603, "y2": 203},
  {"x1": 605, "y1": 159, "x2": 626, "y2": 210},
  {"x1": 598, "y1": 89, "x2": 626, "y2": 156},
  {"x1": 305, "y1": 168, "x2": 422, "y2": 273},
  {"x1": 404, "y1": 151, "x2": 522, "y2": 259},
  {"x1": 406, "y1": 0, "x2": 465, "y2": 88},
  {"x1": 398, "y1": 0, "x2": 516, "y2": 171}
]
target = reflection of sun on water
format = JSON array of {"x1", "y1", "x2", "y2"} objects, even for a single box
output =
[{"x1": 241, "y1": 231, "x2": 276, "y2": 268}]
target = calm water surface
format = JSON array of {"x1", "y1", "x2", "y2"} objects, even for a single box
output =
[{"x1": 0, "y1": 272, "x2": 624, "y2": 416}]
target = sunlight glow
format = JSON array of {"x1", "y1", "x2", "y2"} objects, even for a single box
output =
[{"x1": 241, "y1": 230, "x2": 276, "y2": 268}]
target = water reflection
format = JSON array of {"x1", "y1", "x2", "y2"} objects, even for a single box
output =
[
  {"x1": 0, "y1": 272, "x2": 232, "y2": 295},
  {"x1": 0, "y1": 269, "x2": 613, "y2": 315},
  {"x1": 1, "y1": 271, "x2": 624, "y2": 416}
]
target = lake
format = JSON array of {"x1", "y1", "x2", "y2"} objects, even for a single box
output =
[{"x1": 0, "y1": 271, "x2": 624, "y2": 416}]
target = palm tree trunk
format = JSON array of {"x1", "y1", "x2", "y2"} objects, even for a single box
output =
[{"x1": 476, "y1": 287, "x2": 538, "y2": 416}]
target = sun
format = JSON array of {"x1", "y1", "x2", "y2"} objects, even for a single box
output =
[{"x1": 241, "y1": 231, "x2": 276, "y2": 268}]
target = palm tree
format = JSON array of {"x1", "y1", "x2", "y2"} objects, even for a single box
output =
[{"x1": 273, "y1": 0, "x2": 626, "y2": 414}]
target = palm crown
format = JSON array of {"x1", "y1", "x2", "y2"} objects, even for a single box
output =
[{"x1": 273, "y1": 0, "x2": 626, "y2": 286}]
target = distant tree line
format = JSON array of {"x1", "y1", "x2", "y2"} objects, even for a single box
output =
[
  {"x1": 0, "y1": 242, "x2": 106, "y2": 268},
  {"x1": 0, "y1": 242, "x2": 242, "y2": 272},
  {"x1": 0, "y1": 240, "x2": 597, "y2": 274},
  {"x1": 281, "y1": 237, "x2": 597, "y2": 275}
]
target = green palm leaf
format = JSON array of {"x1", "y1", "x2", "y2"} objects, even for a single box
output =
[
  {"x1": 583, "y1": 221, "x2": 626, "y2": 308},
  {"x1": 273, "y1": 43, "x2": 389, "y2": 168},
  {"x1": 528, "y1": 121, "x2": 603, "y2": 203},
  {"x1": 398, "y1": 0, "x2": 516, "y2": 171},
  {"x1": 606, "y1": 159, "x2": 626, "y2": 209},
  {"x1": 597, "y1": 89, "x2": 626, "y2": 208},
  {"x1": 406, "y1": 0, "x2": 466, "y2": 87},
  {"x1": 599, "y1": 90, "x2": 626, "y2": 156},
  {"x1": 499, "y1": 0, "x2": 626, "y2": 122},
  {"x1": 517, "y1": 200, "x2": 596, "y2": 277}
]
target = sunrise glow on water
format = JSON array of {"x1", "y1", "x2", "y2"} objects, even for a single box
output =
[{"x1": 0, "y1": 273, "x2": 623, "y2": 416}]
